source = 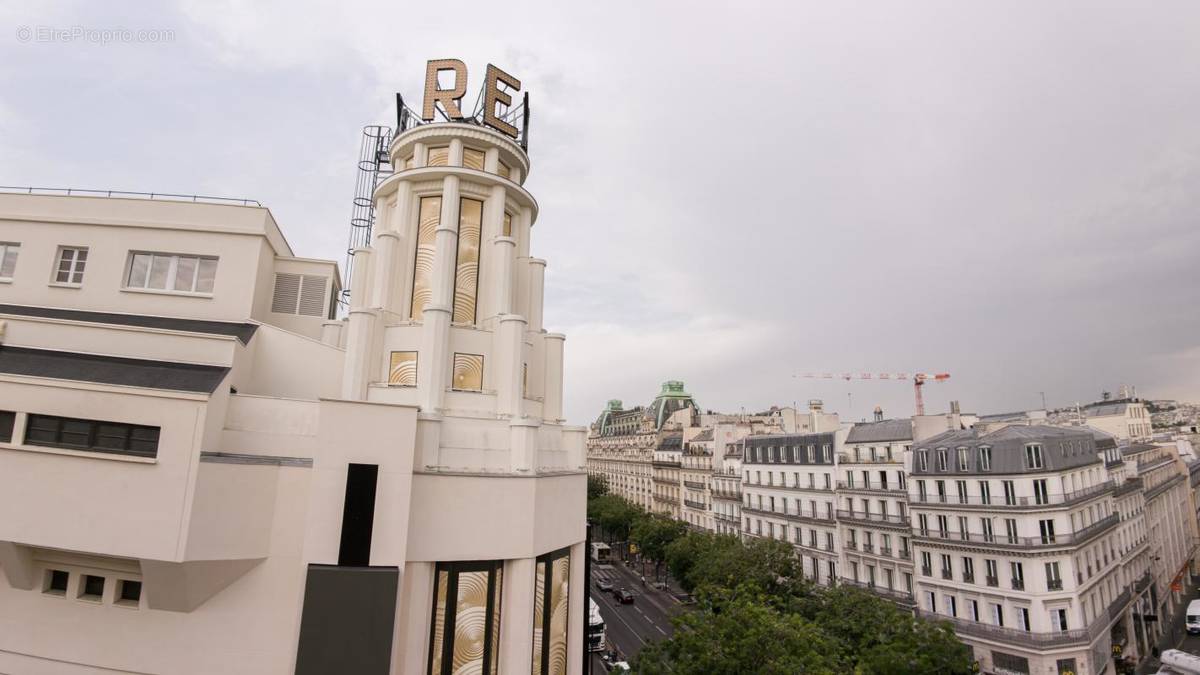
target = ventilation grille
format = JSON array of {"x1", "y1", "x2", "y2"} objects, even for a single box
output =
[{"x1": 272, "y1": 273, "x2": 328, "y2": 317}]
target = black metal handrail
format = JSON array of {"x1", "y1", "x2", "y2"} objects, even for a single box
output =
[{"x1": 0, "y1": 185, "x2": 261, "y2": 206}]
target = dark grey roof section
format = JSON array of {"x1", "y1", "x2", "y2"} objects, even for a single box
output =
[
  {"x1": 201, "y1": 452, "x2": 313, "y2": 467},
  {"x1": 690, "y1": 429, "x2": 714, "y2": 442},
  {"x1": 744, "y1": 431, "x2": 837, "y2": 466},
  {"x1": 1083, "y1": 401, "x2": 1130, "y2": 417},
  {"x1": 1120, "y1": 443, "x2": 1158, "y2": 456},
  {"x1": 0, "y1": 303, "x2": 258, "y2": 345},
  {"x1": 846, "y1": 419, "x2": 913, "y2": 444},
  {"x1": 0, "y1": 346, "x2": 229, "y2": 394},
  {"x1": 912, "y1": 425, "x2": 1100, "y2": 476}
]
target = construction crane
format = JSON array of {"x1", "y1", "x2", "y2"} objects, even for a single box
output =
[{"x1": 796, "y1": 371, "x2": 951, "y2": 416}]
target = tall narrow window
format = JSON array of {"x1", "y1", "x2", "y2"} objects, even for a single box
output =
[
  {"x1": 453, "y1": 198, "x2": 483, "y2": 323},
  {"x1": 0, "y1": 410, "x2": 14, "y2": 443},
  {"x1": 411, "y1": 196, "x2": 441, "y2": 320},
  {"x1": 430, "y1": 561, "x2": 503, "y2": 675},
  {"x1": 0, "y1": 242, "x2": 19, "y2": 278},
  {"x1": 503, "y1": 212, "x2": 513, "y2": 237},
  {"x1": 55, "y1": 246, "x2": 87, "y2": 284},
  {"x1": 532, "y1": 548, "x2": 571, "y2": 675},
  {"x1": 978, "y1": 446, "x2": 991, "y2": 471},
  {"x1": 338, "y1": 464, "x2": 378, "y2": 566}
]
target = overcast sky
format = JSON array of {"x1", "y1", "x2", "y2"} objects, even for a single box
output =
[{"x1": 2, "y1": 1, "x2": 1197, "y2": 425}]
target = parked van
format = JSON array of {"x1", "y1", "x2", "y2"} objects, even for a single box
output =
[{"x1": 1186, "y1": 600, "x2": 1200, "y2": 635}]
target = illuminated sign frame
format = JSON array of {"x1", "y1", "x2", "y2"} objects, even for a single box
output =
[{"x1": 419, "y1": 59, "x2": 527, "y2": 142}]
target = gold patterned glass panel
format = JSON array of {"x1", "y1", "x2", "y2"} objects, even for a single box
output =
[
  {"x1": 427, "y1": 146, "x2": 449, "y2": 166},
  {"x1": 453, "y1": 198, "x2": 482, "y2": 323},
  {"x1": 547, "y1": 555, "x2": 571, "y2": 675},
  {"x1": 388, "y1": 351, "x2": 418, "y2": 387},
  {"x1": 429, "y1": 563, "x2": 503, "y2": 675},
  {"x1": 498, "y1": 161, "x2": 511, "y2": 179},
  {"x1": 532, "y1": 549, "x2": 571, "y2": 675},
  {"x1": 463, "y1": 147, "x2": 486, "y2": 170},
  {"x1": 531, "y1": 561, "x2": 546, "y2": 675},
  {"x1": 450, "y1": 570, "x2": 490, "y2": 673},
  {"x1": 430, "y1": 569, "x2": 450, "y2": 675},
  {"x1": 503, "y1": 212, "x2": 513, "y2": 238},
  {"x1": 453, "y1": 353, "x2": 484, "y2": 392},
  {"x1": 489, "y1": 568, "x2": 503, "y2": 675},
  {"x1": 410, "y1": 196, "x2": 441, "y2": 320},
  {"x1": 403, "y1": 154, "x2": 414, "y2": 169}
]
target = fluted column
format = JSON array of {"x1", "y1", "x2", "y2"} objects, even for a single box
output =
[
  {"x1": 498, "y1": 557, "x2": 535, "y2": 673},
  {"x1": 341, "y1": 246, "x2": 376, "y2": 400},
  {"x1": 496, "y1": 314, "x2": 526, "y2": 418},
  {"x1": 417, "y1": 176, "x2": 461, "y2": 412},
  {"x1": 528, "y1": 258, "x2": 546, "y2": 334},
  {"x1": 372, "y1": 183, "x2": 410, "y2": 315},
  {"x1": 543, "y1": 333, "x2": 565, "y2": 423}
]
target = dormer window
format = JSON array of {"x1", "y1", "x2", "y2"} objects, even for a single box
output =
[
  {"x1": 978, "y1": 446, "x2": 992, "y2": 471},
  {"x1": 936, "y1": 448, "x2": 948, "y2": 472},
  {"x1": 917, "y1": 449, "x2": 929, "y2": 471},
  {"x1": 1025, "y1": 444, "x2": 1044, "y2": 470}
]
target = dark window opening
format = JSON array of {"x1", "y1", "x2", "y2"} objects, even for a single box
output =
[
  {"x1": 118, "y1": 580, "x2": 142, "y2": 604},
  {"x1": 25, "y1": 414, "x2": 160, "y2": 458},
  {"x1": 80, "y1": 574, "x2": 105, "y2": 600},
  {"x1": 0, "y1": 410, "x2": 14, "y2": 443},
  {"x1": 338, "y1": 463, "x2": 379, "y2": 567},
  {"x1": 45, "y1": 569, "x2": 69, "y2": 594}
]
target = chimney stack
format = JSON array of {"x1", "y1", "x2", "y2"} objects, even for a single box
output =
[
  {"x1": 873, "y1": 406, "x2": 883, "y2": 422},
  {"x1": 950, "y1": 400, "x2": 961, "y2": 415}
]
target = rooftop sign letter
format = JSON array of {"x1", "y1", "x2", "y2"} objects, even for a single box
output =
[
  {"x1": 483, "y1": 64, "x2": 521, "y2": 138},
  {"x1": 422, "y1": 59, "x2": 468, "y2": 121}
]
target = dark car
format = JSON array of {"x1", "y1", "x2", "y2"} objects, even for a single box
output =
[
  {"x1": 596, "y1": 580, "x2": 613, "y2": 593},
  {"x1": 615, "y1": 588, "x2": 635, "y2": 604}
]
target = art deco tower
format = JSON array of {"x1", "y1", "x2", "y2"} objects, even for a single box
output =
[{"x1": 332, "y1": 115, "x2": 587, "y2": 674}]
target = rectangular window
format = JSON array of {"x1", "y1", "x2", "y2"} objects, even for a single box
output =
[
  {"x1": 1011, "y1": 561, "x2": 1025, "y2": 590},
  {"x1": 126, "y1": 252, "x2": 218, "y2": 294},
  {"x1": 986, "y1": 559, "x2": 998, "y2": 586},
  {"x1": 463, "y1": 147, "x2": 486, "y2": 170},
  {"x1": 430, "y1": 560, "x2": 504, "y2": 675},
  {"x1": 968, "y1": 599, "x2": 979, "y2": 622},
  {"x1": 1033, "y1": 479, "x2": 1048, "y2": 505},
  {"x1": 0, "y1": 410, "x2": 13, "y2": 443},
  {"x1": 79, "y1": 574, "x2": 105, "y2": 601},
  {"x1": 1005, "y1": 518, "x2": 1018, "y2": 544},
  {"x1": 388, "y1": 351, "x2": 418, "y2": 387},
  {"x1": 979, "y1": 481, "x2": 991, "y2": 505},
  {"x1": 44, "y1": 569, "x2": 68, "y2": 595},
  {"x1": 24, "y1": 414, "x2": 160, "y2": 458},
  {"x1": 1046, "y1": 562, "x2": 1062, "y2": 590},
  {"x1": 978, "y1": 446, "x2": 991, "y2": 471},
  {"x1": 55, "y1": 246, "x2": 87, "y2": 284},
  {"x1": 1051, "y1": 608, "x2": 1068, "y2": 631},
  {"x1": 1016, "y1": 606, "x2": 1030, "y2": 631},
  {"x1": 117, "y1": 579, "x2": 142, "y2": 605},
  {"x1": 427, "y1": 146, "x2": 450, "y2": 166},
  {"x1": 918, "y1": 450, "x2": 928, "y2": 471},
  {"x1": 957, "y1": 447, "x2": 968, "y2": 471},
  {"x1": 1039, "y1": 519, "x2": 1056, "y2": 544},
  {"x1": 453, "y1": 198, "x2": 483, "y2": 324},
  {"x1": 1002, "y1": 480, "x2": 1016, "y2": 506},
  {"x1": 503, "y1": 212, "x2": 513, "y2": 237},
  {"x1": 498, "y1": 161, "x2": 511, "y2": 179},
  {"x1": 937, "y1": 449, "x2": 947, "y2": 471},
  {"x1": 410, "y1": 196, "x2": 441, "y2": 320},
  {"x1": 0, "y1": 242, "x2": 19, "y2": 278},
  {"x1": 982, "y1": 518, "x2": 995, "y2": 543}
]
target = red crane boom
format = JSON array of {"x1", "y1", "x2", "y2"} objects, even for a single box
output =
[{"x1": 796, "y1": 372, "x2": 951, "y2": 415}]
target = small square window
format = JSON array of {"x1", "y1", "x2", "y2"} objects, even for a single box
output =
[
  {"x1": 54, "y1": 246, "x2": 88, "y2": 284},
  {"x1": 44, "y1": 569, "x2": 69, "y2": 595},
  {"x1": 117, "y1": 579, "x2": 142, "y2": 606},
  {"x1": 79, "y1": 574, "x2": 105, "y2": 601}
]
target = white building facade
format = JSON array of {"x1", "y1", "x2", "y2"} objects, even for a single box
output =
[{"x1": 0, "y1": 111, "x2": 587, "y2": 674}]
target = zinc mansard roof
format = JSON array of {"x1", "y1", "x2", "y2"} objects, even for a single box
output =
[
  {"x1": 912, "y1": 424, "x2": 1100, "y2": 476},
  {"x1": 846, "y1": 418, "x2": 913, "y2": 444}
]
